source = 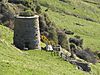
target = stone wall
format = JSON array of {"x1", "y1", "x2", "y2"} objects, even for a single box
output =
[{"x1": 14, "y1": 15, "x2": 41, "y2": 50}]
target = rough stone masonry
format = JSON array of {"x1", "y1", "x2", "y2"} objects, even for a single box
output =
[{"x1": 14, "y1": 15, "x2": 41, "y2": 50}]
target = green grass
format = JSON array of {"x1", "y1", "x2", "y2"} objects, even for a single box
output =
[
  {"x1": 46, "y1": 9, "x2": 100, "y2": 51},
  {"x1": 0, "y1": 25, "x2": 89, "y2": 75},
  {"x1": 40, "y1": 0, "x2": 100, "y2": 51},
  {"x1": 0, "y1": 25, "x2": 100, "y2": 75},
  {"x1": 0, "y1": 0, "x2": 100, "y2": 75}
]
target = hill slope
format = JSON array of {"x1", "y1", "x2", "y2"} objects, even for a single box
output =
[
  {"x1": 0, "y1": 25, "x2": 100, "y2": 75},
  {"x1": 0, "y1": 0, "x2": 100, "y2": 75},
  {"x1": 39, "y1": 0, "x2": 100, "y2": 51},
  {"x1": 0, "y1": 25, "x2": 91, "y2": 75}
]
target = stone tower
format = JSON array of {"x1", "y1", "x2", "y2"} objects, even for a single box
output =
[{"x1": 14, "y1": 15, "x2": 41, "y2": 50}]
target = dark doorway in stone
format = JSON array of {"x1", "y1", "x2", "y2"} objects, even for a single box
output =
[{"x1": 24, "y1": 42, "x2": 29, "y2": 50}]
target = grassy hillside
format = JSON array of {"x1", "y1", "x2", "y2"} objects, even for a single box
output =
[
  {"x1": 39, "y1": 0, "x2": 100, "y2": 51},
  {"x1": 0, "y1": 25, "x2": 100, "y2": 75},
  {"x1": 0, "y1": 0, "x2": 100, "y2": 75}
]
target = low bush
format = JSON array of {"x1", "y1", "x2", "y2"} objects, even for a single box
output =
[
  {"x1": 19, "y1": 9, "x2": 35, "y2": 17},
  {"x1": 58, "y1": 31, "x2": 68, "y2": 50},
  {"x1": 47, "y1": 26, "x2": 58, "y2": 45}
]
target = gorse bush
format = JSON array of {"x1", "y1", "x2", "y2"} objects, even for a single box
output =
[
  {"x1": 41, "y1": 35, "x2": 55, "y2": 45},
  {"x1": 41, "y1": 35, "x2": 49, "y2": 44}
]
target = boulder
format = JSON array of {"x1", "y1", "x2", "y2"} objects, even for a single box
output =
[
  {"x1": 59, "y1": 48, "x2": 71, "y2": 61},
  {"x1": 63, "y1": 29, "x2": 74, "y2": 35},
  {"x1": 69, "y1": 60, "x2": 91, "y2": 72},
  {"x1": 69, "y1": 37, "x2": 83, "y2": 48},
  {"x1": 75, "y1": 48, "x2": 97, "y2": 64}
]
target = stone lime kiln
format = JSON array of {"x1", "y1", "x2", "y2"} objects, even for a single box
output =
[{"x1": 13, "y1": 15, "x2": 41, "y2": 50}]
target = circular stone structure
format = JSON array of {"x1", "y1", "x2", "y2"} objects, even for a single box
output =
[{"x1": 14, "y1": 15, "x2": 41, "y2": 50}]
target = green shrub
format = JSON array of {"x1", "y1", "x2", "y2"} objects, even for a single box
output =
[
  {"x1": 39, "y1": 14, "x2": 48, "y2": 32},
  {"x1": 19, "y1": 9, "x2": 35, "y2": 17},
  {"x1": 58, "y1": 31, "x2": 68, "y2": 50},
  {"x1": 35, "y1": 5, "x2": 41, "y2": 14},
  {"x1": 39, "y1": 13, "x2": 58, "y2": 45},
  {"x1": 44, "y1": 13, "x2": 51, "y2": 26},
  {"x1": 47, "y1": 25, "x2": 58, "y2": 45}
]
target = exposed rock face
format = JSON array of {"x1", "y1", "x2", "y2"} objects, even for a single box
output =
[
  {"x1": 14, "y1": 15, "x2": 41, "y2": 50},
  {"x1": 75, "y1": 48, "x2": 97, "y2": 64},
  {"x1": 69, "y1": 37, "x2": 83, "y2": 49},
  {"x1": 69, "y1": 60, "x2": 91, "y2": 72}
]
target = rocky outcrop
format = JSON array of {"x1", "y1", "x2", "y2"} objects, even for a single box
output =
[
  {"x1": 69, "y1": 60, "x2": 91, "y2": 72},
  {"x1": 75, "y1": 48, "x2": 97, "y2": 64}
]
